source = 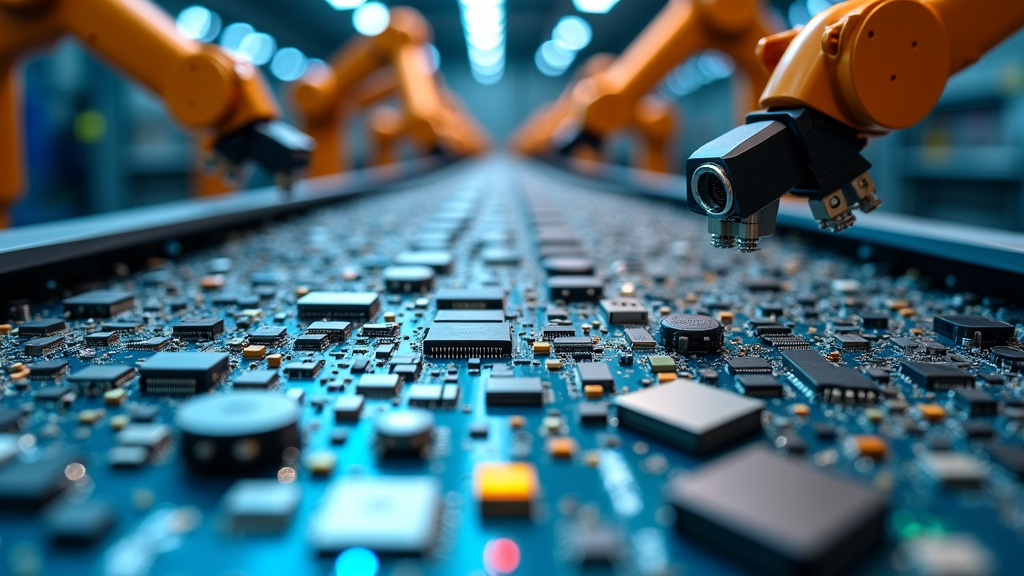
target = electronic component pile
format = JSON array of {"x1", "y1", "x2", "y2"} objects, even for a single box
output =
[{"x1": 1, "y1": 159, "x2": 1023, "y2": 576}]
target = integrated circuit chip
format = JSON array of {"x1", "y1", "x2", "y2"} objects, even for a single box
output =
[
  {"x1": 668, "y1": 445, "x2": 888, "y2": 576},
  {"x1": 900, "y1": 360, "x2": 973, "y2": 390},
  {"x1": 67, "y1": 365, "x2": 136, "y2": 394},
  {"x1": 549, "y1": 275, "x2": 604, "y2": 301},
  {"x1": 933, "y1": 315, "x2": 1014, "y2": 348},
  {"x1": 735, "y1": 374, "x2": 784, "y2": 397},
  {"x1": 624, "y1": 328, "x2": 656, "y2": 349},
  {"x1": 172, "y1": 318, "x2": 224, "y2": 340},
  {"x1": 222, "y1": 479, "x2": 301, "y2": 533},
  {"x1": 435, "y1": 287, "x2": 505, "y2": 310},
  {"x1": 577, "y1": 362, "x2": 615, "y2": 391},
  {"x1": 63, "y1": 289, "x2": 136, "y2": 318},
  {"x1": 783, "y1": 350, "x2": 879, "y2": 402},
  {"x1": 304, "y1": 321, "x2": 352, "y2": 342},
  {"x1": 139, "y1": 352, "x2": 230, "y2": 394},
  {"x1": 727, "y1": 357, "x2": 772, "y2": 374},
  {"x1": 599, "y1": 298, "x2": 649, "y2": 324},
  {"x1": 308, "y1": 476, "x2": 442, "y2": 554},
  {"x1": 486, "y1": 377, "x2": 543, "y2": 406},
  {"x1": 423, "y1": 322, "x2": 513, "y2": 358},
  {"x1": 615, "y1": 380, "x2": 764, "y2": 454},
  {"x1": 232, "y1": 370, "x2": 280, "y2": 389},
  {"x1": 433, "y1": 309, "x2": 506, "y2": 323},
  {"x1": 297, "y1": 291, "x2": 381, "y2": 321}
]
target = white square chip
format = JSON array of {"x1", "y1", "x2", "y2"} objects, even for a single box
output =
[{"x1": 308, "y1": 476, "x2": 442, "y2": 554}]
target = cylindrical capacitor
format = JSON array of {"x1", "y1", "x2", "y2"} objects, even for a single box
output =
[
  {"x1": 660, "y1": 314, "x2": 724, "y2": 353},
  {"x1": 374, "y1": 409, "x2": 434, "y2": 458},
  {"x1": 382, "y1": 265, "x2": 436, "y2": 293},
  {"x1": 176, "y1": 392, "x2": 301, "y2": 474}
]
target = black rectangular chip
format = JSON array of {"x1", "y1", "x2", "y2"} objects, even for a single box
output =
[
  {"x1": 423, "y1": 322, "x2": 512, "y2": 358},
  {"x1": 782, "y1": 350, "x2": 878, "y2": 402},
  {"x1": 900, "y1": 360, "x2": 973, "y2": 390},
  {"x1": 63, "y1": 290, "x2": 136, "y2": 318},
  {"x1": 433, "y1": 310, "x2": 505, "y2": 323},
  {"x1": 435, "y1": 288, "x2": 505, "y2": 310},
  {"x1": 172, "y1": 319, "x2": 224, "y2": 340}
]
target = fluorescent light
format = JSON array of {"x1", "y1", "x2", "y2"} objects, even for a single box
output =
[
  {"x1": 552, "y1": 15, "x2": 591, "y2": 52},
  {"x1": 238, "y1": 32, "x2": 276, "y2": 66},
  {"x1": 219, "y1": 22, "x2": 253, "y2": 51},
  {"x1": 471, "y1": 68, "x2": 503, "y2": 84},
  {"x1": 540, "y1": 40, "x2": 574, "y2": 69},
  {"x1": 270, "y1": 47, "x2": 309, "y2": 81},
  {"x1": 176, "y1": 6, "x2": 221, "y2": 42},
  {"x1": 353, "y1": 1, "x2": 390, "y2": 36},
  {"x1": 572, "y1": 0, "x2": 619, "y2": 14},
  {"x1": 468, "y1": 45, "x2": 504, "y2": 66},
  {"x1": 696, "y1": 50, "x2": 735, "y2": 80},
  {"x1": 460, "y1": 0, "x2": 505, "y2": 84},
  {"x1": 535, "y1": 47, "x2": 567, "y2": 77},
  {"x1": 326, "y1": 0, "x2": 365, "y2": 9}
]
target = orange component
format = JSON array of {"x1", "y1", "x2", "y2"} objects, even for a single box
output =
[
  {"x1": 547, "y1": 437, "x2": 579, "y2": 459},
  {"x1": 851, "y1": 434, "x2": 888, "y2": 459},
  {"x1": 474, "y1": 462, "x2": 538, "y2": 515},
  {"x1": 266, "y1": 353, "x2": 283, "y2": 368},
  {"x1": 292, "y1": 7, "x2": 487, "y2": 176},
  {"x1": 0, "y1": 0, "x2": 309, "y2": 227},
  {"x1": 584, "y1": 384, "x2": 604, "y2": 399},
  {"x1": 759, "y1": 0, "x2": 1024, "y2": 134},
  {"x1": 242, "y1": 345, "x2": 267, "y2": 360},
  {"x1": 917, "y1": 403, "x2": 946, "y2": 423}
]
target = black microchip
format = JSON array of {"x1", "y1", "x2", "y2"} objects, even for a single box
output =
[
  {"x1": 541, "y1": 324, "x2": 576, "y2": 340},
  {"x1": 741, "y1": 278, "x2": 782, "y2": 291},
  {"x1": 27, "y1": 359, "x2": 70, "y2": 380},
  {"x1": 736, "y1": 374, "x2": 784, "y2": 398},
  {"x1": 0, "y1": 450, "x2": 83, "y2": 510},
  {"x1": 248, "y1": 325, "x2": 288, "y2": 344},
  {"x1": 782, "y1": 350, "x2": 879, "y2": 402},
  {"x1": 350, "y1": 358, "x2": 370, "y2": 373},
  {"x1": 423, "y1": 322, "x2": 513, "y2": 358},
  {"x1": 172, "y1": 318, "x2": 225, "y2": 340},
  {"x1": 127, "y1": 336, "x2": 171, "y2": 351},
  {"x1": 18, "y1": 319, "x2": 68, "y2": 337},
  {"x1": 67, "y1": 365, "x2": 137, "y2": 393},
  {"x1": 408, "y1": 384, "x2": 444, "y2": 407},
  {"x1": 297, "y1": 291, "x2": 381, "y2": 321},
  {"x1": 284, "y1": 360, "x2": 325, "y2": 379},
  {"x1": 139, "y1": 352, "x2": 231, "y2": 394},
  {"x1": 866, "y1": 368, "x2": 890, "y2": 382},
  {"x1": 900, "y1": 360, "x2": 973, "y2": 390},
  {"x1": 668, "y1": 445, "x2": 888, "y2": 576},
  {"x1": 985, "y1": 444, "x2": 1024, "y2": 480},
  {"x1": 953, "y1": 388, "x2": 997, "y2": 416},
  {"x1": 548, "y1": 276, "x2": 604, "y2": 302},
  {"x1": 45, "y1": 500, "x2": 117, "y2": 544},
  {"x1": 813, "y1": 422, "x2": 837, "y2": 440},
  {"x1": 860, "y1": 312, "x2": 889, "y2": 330},
  {"x1": 553, "y1": 337, "x2": 594, "y2": 353},
  {"x1": 391, "y1": 364, "x2": 418, "y2": 382},
  {"x1": 835, "y1": 334, "x2": 870, "y2": 351},
  {"x1": 578, "y1": 402, "x2": 608, "y2": 426},
  {"x1": 85, "y1": 331, "x2": 119, "y2": 347},
  {"x1": 625, "y1": 328, "x2": 656, "y2": 349},
  {"x1": 294, "y1": 333, "x2": 330, "y2": 351},
  {"x1": 699, "y1": 368, "x2": 719, "y2": 383},
  {"x1": 433, "y1": 310, "x2": 505, "y2": 323},
  {"x1": 486, "y1": 377, "x2": 543, "y2": 406},
  {"x1": 469, "y1": 422, "x2": 489, "y2": 438},
  {"x1": 375, "y1": 344, "x2": 395, "y2": 359},
  {"x1": 934, "y1": 315, "x2": 1014, "y2": 348},
  {"x1": 962, "y1": 421, "x2": 994, "y2": 439},
  {"x1": 63, "y1": 289, "x2": 136, "y2": 318},
  {"x1": 756, "y1": 302, "x2": 785, "y2": 317},
  {"x1": 34, "y1": 386, "x2": 74, "y2": 402},
  {"x1": 305, "y1": 321, "x2": 353, "y2": 342},
  {"x1": 361, "y1": 323, "x2": 399, "y2": 337},
  {"x1": 355, "y1": 374, "x2": 401, "y2": 397},
  {"x1": 760, "y1": 335, "x2": 811, "y2": 349},
  {"x1": 577, "y1": 362, "x2": 615, "y2": 391},
  {"x1": 727, "y1": 357, "x2": 772, "y2": 374},
  {"x1": 333, "y1": 395, "x2": 365, "y2": 421},
  {"x1": 435, "y1": 288, "x2": 505, "y2": 310},
  {"x1": 24, "y1": 335, "x2": 64, "y2": 356},
  {"x1": 232, "y1": 370, "x2": 280, "y2": 389},
  {"x1": 101, "y1": 321, "x2": 142, "y2": 333}
]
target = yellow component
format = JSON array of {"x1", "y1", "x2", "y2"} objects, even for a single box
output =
[
  {"x1": 792, "y1": 403, "x2": 810, "y2": 417},
  {"x1": 865, "y1": 407, "x2": 884, "y2": 423},
  {"x1": 584, "y1": 450, "x2": 601, "y2": 467},
  {"x1": 898, "y1": 308, "x2": 916, "y2": 318},
  {"x1": 509, "y1": 415, "x2": 526, "y2": 430},
  {"x1": 717, "y1": 311, "x2": 735, "y2": 324},
  {"x1": 543, "y1": 416, "x2": 562, "y2": 433},
  {"x1": 9, "y1": 369, "x2": 29, "y2": 380},
  {"x1": 533, "y1": 341, "x2": 551, "y2": 355},
  {"x1": 620, "y1": 282, "x2": 636, "y2": 296},
  {"x1": 546, "y1": 359, "x2": 563, "y2": 371},
  {"x1": 547, "y1": 437, "x2": 578, "y2": 459},
  {"x1": 104, "y1": 388, "x2": 127, "y2": 406},
  {"x1": 267, "y1": 354, "x2": 283, "y2": 368},
  {"x1": 584, "y1": 384, "x2": 604, "y2": 399},
  {"x1": 910, "y1": 328, "x2": 924, "y2": 335},
  {"x1": 307, "y1": 451, "x2": 338, "y2": 476},
  {"x1": 658, "y1": 306, "x2": 672, "y2": 316},
  {"x1": 383, "y1": 311, "x2": 397, "y2": 322},
  {"x1": 77, "y1": 409, "x2": 105, "y2": 425},
  {"x1": 199, "y1": 274, "x2": 225, "y2": 290},
  {"x1": 0, "y1": 0, "x2": 311, "y2": 227},
  {"x1": 887, "y1": 299, "x2": 909, "y2": 310},
  {"x1": 474, "y1": 462, "x2": 538, "y2": 514},
  {"x1": 917, "y1": 402, "x2": 946, "y2": 423},
  {"x1": 657, "y1": 372, "x2": 678, "y2": 383},
  {"x1": 851, "y1": 434, "x2": 888, "y2": 459},
  {"x1": 239, "y1": 308, "x2": 263, "y2": 319},
  {"x1": 242, "y1": 345, "x2": 267, "y2": 360},
  {"x1": 582, "y1": 324, "x2": 592, "y2": 335},
  {"x1": 685, "y1": 292, "x2": 698, "y2": 303},
  {"x1": 292, "y1": 8, "x2": 488, "y2": 176},
  {"x1": 759, "y1": 0, "x2": 1024, "y2": 134},
  {"x1": 0, "y1": 323, "x2": 12, "y2": 334},
  {"x1": 295, "y1": 286, "x2": 311, "y2": 297},
  {"x1": 827, "y1": 351, "x2": 842, "y2": 362},
  {"x1": 110, "y1": 414, "x2": 131, "y2": 431}
]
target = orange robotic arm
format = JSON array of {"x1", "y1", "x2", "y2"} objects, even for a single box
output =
[
  {"x1": 292, "y1": 7, "x2": 447, "y2": 177},
  {"x1": 686, "y1": 0, "x2": 1024, "y2": 251},
  {"x1": 567, "y1": 0, "x2": 778, "y2": 148},
  {"x1": 633, "y1": 95, "x2": 678, "y2": 173},
  {"x1": 0, "y1": 0, "x2": 313, "y2": 226}
]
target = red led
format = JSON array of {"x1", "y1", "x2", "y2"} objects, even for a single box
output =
[{"x1": 484, "y1": 537, "x2": 521, "y2": 574}]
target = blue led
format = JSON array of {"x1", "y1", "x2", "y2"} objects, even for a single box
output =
[{"x1": 334, "y1": 547, "x2": 380, "y2": 576}]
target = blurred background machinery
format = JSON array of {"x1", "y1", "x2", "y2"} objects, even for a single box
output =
[{"x1": 5, "y1": 0, "x2": 1024, "y2": 232}]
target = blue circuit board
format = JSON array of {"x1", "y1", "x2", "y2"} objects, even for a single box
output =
[{"x1": 1, "y1": 159, "x2": 1023, "y2": 576}]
